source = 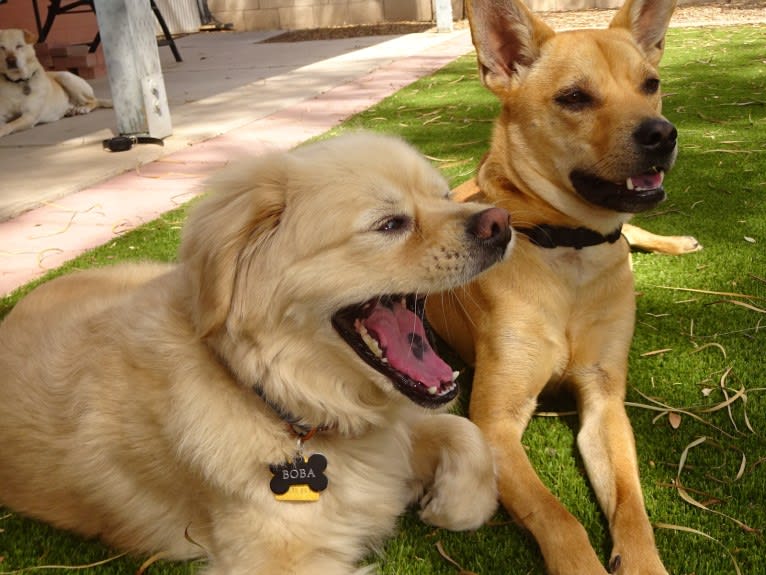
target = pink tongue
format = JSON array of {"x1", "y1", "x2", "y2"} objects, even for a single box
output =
[
  {"x1": 628, "y1": 171, "x2": 663, "y2": 192},
  {"x1": 364, "y1": 301, "x2": 453, "y2": 389}
]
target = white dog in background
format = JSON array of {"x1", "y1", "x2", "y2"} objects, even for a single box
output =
[{"x1": 0, "y1": 28, "x2": 111, "y2": 137}]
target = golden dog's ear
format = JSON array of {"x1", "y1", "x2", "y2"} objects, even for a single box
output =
[
  {"x1": 180, "y1": 162, "x2": 286, "y2": 338},
  {"x1": 23, "y1": 29, "x2": 36, "y2": 45},
  {"x1": 466, "y1": 0, "x2": 554, "y2": 94},
  {"x1": 610, "y1": 0, "x2": 677, "y2": 66}
]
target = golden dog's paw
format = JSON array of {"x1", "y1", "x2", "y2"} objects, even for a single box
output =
[
  {"x1": 418, "y1": 478, "x2": 497, "y2": 531},
  {"x1": 417, "y1": 448, "x2": 497, "y2": 531}
]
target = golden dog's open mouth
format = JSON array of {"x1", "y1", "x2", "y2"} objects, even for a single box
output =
[
  {"x1": 332, "y1": 295, "x2": 459, "y2": 408},
  {"x1": 571, "y1": 167, "x2": 668, "y2": 213}
]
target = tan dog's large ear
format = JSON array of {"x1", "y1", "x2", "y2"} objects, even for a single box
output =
[
  {"x1": 466, "y1": 0, "x2": 555, "y2": 95},
  {"x1": 23, "y1": 29, "x2": 36, "y2": 45},
  {"x1": 610, "y1": 0, "x2": 677, "y2": 66},
  {"x1": 180, "y1": 161, "x2": 286, "y2": 339}
]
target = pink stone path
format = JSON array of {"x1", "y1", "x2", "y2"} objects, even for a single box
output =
[{"x1": 0, "y1": 32, "x2": 473, "y2": 297}]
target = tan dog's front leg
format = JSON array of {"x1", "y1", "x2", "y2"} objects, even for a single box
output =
[
  {"x1": 409, "y1": 413, "x2": 498, "y2": 531},
  {"x1": 470, "y1": 385, "x2": 610, "y2": 575},
  {"x1": 621, "y1": 223, "x2": 701, "y2": 255},
  {"x1": 577, "y1": 392, "x2": 668, "y2": 575}
]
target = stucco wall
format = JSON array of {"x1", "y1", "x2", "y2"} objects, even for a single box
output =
[
  {"x1": 206, "y1": 0, "x2": 452, "y2": 30},
  {"x1": 0, "y1": 0, "x2": 715, "y2": 37},
  {"x1": 206, "y1": 0, "x2": 708, "y2": 31}
]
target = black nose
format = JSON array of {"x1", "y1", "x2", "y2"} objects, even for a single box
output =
[
  {"x1": 467, "y1": 207, "x2": 512, "y2": 247},
  {"x1": 633, "y1": 118, "x2": 677, "y2": 156},
  {"x1": 6, "y1": 55, "x2": 18, "y2": 69}
]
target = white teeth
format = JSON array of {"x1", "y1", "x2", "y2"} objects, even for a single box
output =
[
  {"x1": 356, "y1": 322, "x2": 383, "y2": 358},
  {"x1": 452, "y1": 370, "x2": 460, "y2": 382},
  {"x1": 626, "y1": 177, "x2": 634, "y2": 191},
  {"x1": 428, "y1": 386, "x2": 438, "y2": 395}
]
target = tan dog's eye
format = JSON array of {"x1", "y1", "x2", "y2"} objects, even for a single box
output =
[
  {"x1": 554, "y1": 88, "x2": 594, "y2": 110},
  {"x1": 376, "y1": 216, "x2": 412, "y2": 234},
  {"x1": 642, "y1": 77, "x2": 660, "y2": 95}
]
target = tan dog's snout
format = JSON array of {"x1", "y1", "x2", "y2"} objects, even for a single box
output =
[{"x1": 634, "y1": 117, "x2": 677, "y2": 165}]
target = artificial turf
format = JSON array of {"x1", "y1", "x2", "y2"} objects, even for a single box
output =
[{"x1": 1, "y1": 23, "x2": 764, "y2": 575}]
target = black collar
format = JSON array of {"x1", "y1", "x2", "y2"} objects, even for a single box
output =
[
  {"x1": 515, "y1": 224, "x2": 623, "y2": 250},
  {"x1": 251, "y1": 382, "x2": 332, "y2": 438},
  {"x1": 212, "y1": 346, "x2": 331, "y2": 438}
]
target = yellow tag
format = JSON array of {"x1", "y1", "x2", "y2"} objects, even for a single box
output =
[
  {"x1": 269, "y1": 453, "x2": 327, "y2": 502},
  {"x1": 274, "y1": 484, "x2": 320, "y2": 502}
]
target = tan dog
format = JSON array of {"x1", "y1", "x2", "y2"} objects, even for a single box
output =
[
  {"x1": 427, "y1": 0, "x2": 693, "y2": 573},
  {"x1": 0, "y1": 132, "x2": 509, "y2": 574},
  {"x1": 0, "y1": 29, "x2": 111, "y2": 137}
]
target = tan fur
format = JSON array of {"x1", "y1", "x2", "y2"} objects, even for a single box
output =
[
  {"x1": 427, "y1": 1, "x2": 690, "y2": 573},
  {"x1": 0, "y1": 132, "x2": 502, "y2": 574},
  {"x1": 0, "y1": 29, "x2": 111, "y2": 137}
]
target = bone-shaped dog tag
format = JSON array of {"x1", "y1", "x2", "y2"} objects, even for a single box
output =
[{"x1": 269, "y1": 453, "x2": 328, "y2": 502}]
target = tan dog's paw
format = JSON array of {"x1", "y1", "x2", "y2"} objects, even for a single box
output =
[
  {"x1": 663, "y1": 235, "x2": 702, "y2": 255},
  {"x1": 633, "y1": 234, "x2": 702, "y2": 255},
  {"x1": 542, "y1": 554, "x2": 609, "y2": 575},
  {"x1": 538, "y1": 526, "x2": 609, "y2": 575},
  {"x1": 607, "y1": 552, "x2": 669, "y2": 575},
  {"x1": 622, "y1": 224, "x2": 702, "y2": 255}
]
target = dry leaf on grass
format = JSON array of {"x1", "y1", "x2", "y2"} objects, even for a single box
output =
[
  {"x1": 435, "y1": 541, "x2": 479, "y2": 574},
  {"x1": 668, "y1": 411, "x2": 682, "y2": 429},
  {"x1": 654, "y1": 522, "x2": 742, "y2": 575},
  {"x1": 675, "y1": 436, "x2": 759, "y2": 534}
]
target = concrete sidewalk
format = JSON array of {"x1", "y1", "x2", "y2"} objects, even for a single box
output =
[{"x1": 0, "y1": 28, "x2": 473, "y2": 297}]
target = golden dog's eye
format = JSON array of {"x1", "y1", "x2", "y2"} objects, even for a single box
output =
[
  {"x1": 642, "y1": 77, "x2": 660, "y2": 94},
  {"x1": 555, "y1": 88, "x2": 593, "y2": 110},
  {"x1": 377, "y1": 216, "x2": 412, "y2": 233}
]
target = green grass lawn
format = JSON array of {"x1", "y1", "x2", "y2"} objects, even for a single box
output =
[{"x1": 1, "y1": 23, "x2": 764, "y2": 575}]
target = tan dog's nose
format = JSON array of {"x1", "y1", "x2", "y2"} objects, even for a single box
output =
[
  {"x1": 634, "y1": 118, "x2": 677, "y2": 156},
  {"x1": 468, "y1": 207, "x2": 512, "y2": 246},
  {"x1": 6, "y1": 55, "x2": 18, "y2": 69}
]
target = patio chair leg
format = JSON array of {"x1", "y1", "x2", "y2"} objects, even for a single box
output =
[{"x1": 150, "y1": 0, "x2": 183, "y2": 62}]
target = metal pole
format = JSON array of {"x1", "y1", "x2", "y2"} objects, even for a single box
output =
[
  {"x1": 433, "y1": 0, "x2": 453, "y2": 32},
  {"x1": 93, "y1": 0, "x2": 172, "y2": 138}
]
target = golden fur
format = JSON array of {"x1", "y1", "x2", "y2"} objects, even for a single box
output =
[
  {"x1": 0, "y1": 29, "x2": 110, "y2": 137},
  {"x1": 0, "y1": 132, "x2": 508, "y2": 574},
  {"x1": 427, "y1": 1, "x2": 693, "y2": 573}
]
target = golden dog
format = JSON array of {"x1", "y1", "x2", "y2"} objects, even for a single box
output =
[
  {"x1": 428, "y1": 0, "x2": 695, "y2": 573},
  {"x1": 0, "y1": 132, "x2": 510, "y2": 574},
  {"x1": 0, "y1": 28, "x2": 111, "y2": 137}
]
